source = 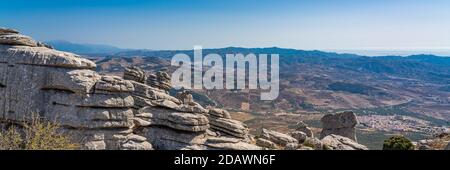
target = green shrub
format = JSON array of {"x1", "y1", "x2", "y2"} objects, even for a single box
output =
[
  {"x1": 0, "y1": 116, "x2": 79, "y2": 150},
  {"x1": 0, "y1": 126, "x2": 22, "y2": 150},
  {"x1": 382, "y1": 136, "x2": 414, "y2": 150}
]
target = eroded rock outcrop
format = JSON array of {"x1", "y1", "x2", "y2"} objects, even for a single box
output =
[
  {"x1": 321, "y1": 134, "x2": 368, "y2": 150},
  {"x1": 0, "y1": 28, "x2": 258, "y2": 150},
  {"x1": 258, "y1": 128, "x2": 298, "y2": 148},
  {"x1": 415, "y1": 133, "x2": 450, "y2": 150},
  {"x1": 295, "y1": 121, "x2": 314, "y2": 138},
  {"x1": 0, "y1": 28, "x2": 150, "y2": 150},
  {"x1": 0, "y1": 28, "x2": 51, "y2": 48},
  {"x1": 320, "y1": 111, "x2": 358, "y2": 141},
  {"x1": 146, "y1": 70, "x2": 172, "y2": 93}
]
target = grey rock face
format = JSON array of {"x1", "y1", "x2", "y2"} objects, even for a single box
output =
[
  {"x1": 0, "y1": 30, "x2": 145, "y2": 150},
  {"x1": 320, "y1": 111, "x2": 358, "y2": 141},
  {"x1": 445, "y1": 142, "x2": 450, "y2": 150},
  {"x1": 321, "y1": 134, "x2": 369, "y2": 150}
]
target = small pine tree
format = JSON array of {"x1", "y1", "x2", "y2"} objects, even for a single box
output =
[{"x1": 383, "y1": 135, "x2": 414, "y2": 150}]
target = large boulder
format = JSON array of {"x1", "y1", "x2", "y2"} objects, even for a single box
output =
[
  {"x1": 320, "y1": 111, "x2": 358, "y2": 141},
  {"x1": 303, "y1": 137, "x2": 324, "y2": 150},
  {"x1": 256, "y1": 138, "x2": 278, "y2": 149},
  {"x1": 295, "y1": 121, "x2": 314, "y2": 137},
  {"x1": 208, "y1": 107, "x2": 232, "y2": 119},
  {"x1": 289, "y1": 131, "x2": 308, "y2": 143},
  {"x1": 258, "y1": 128, "x2": 298, "y2": 147},
  {"x1": 321, "y1": 135, "x2": 369, "y2": 150}
]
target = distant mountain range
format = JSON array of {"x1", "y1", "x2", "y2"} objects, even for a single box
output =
[
  {"x1": 45, "y1": 40, "x2": 129, "y2": 55},
  {"x1": 82, "y1": 42, "x2": 450, "y2": 148},
  {"x1": 47, "y1": 40, "x2": 449, "y2": 58}
]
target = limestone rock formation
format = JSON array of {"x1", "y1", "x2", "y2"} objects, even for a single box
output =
[
  {"x1": 0, "y1": 28, "x2": 150, "y2": 150},
  {"x1": 147, "y1": 70, "x2": 172, "y2": 93},
  {"x1": 176, "y1": 90, "x2": 195, "y2": 105},
  {"x1": 135, "y1": 106, "x2": 209, "y2": 132},
  {"x1": 258, "y1": 128, "x2": 298, "y2": 147},
  {"x1": 289, "y1": 131, "x2": 308, "y2": 143},
  {"x1": 208, "y1": 107, "x2": 232, "y2": 119},
  {"x1": 445, "y1": 142, "x2": 450, "y2": 150},
  {"x1": 0, "y1": 28, "x2": 259, "y2": 150},
  {"x1": 0, "y1": 28, "x2": 51, "y2": 48},
  {"x1": 124, "y1": 66, "x2": 147, "y2": 84},
  {"x1": 295, "y1": 121, "x2": 314, "y2": 138},
  {"x1": 256, "y1": 138, "x2": 278, "y2": 149},
  {"x1": 321, "y1": 135, "x2": 368, "y2": 150},
  {"x1": 206, "y1": 107, "x2": 249, "y2": 139},
  {"x1": 320, "y1": 111, "x2": 358, "y2": 141},
  {"x1": 415, "y1": 133, "x2": 450, "y2": 150},
  {"x1": 303, "y1": 137, "x2": 324, "y2": 150}
]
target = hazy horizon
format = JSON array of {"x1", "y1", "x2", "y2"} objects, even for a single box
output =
[
  {"x1": 46, "y1": 39, "x2": 450, "y2": 57},
  {"x1": 2, "y1": 0, "x2": 450, "y2": 56}
]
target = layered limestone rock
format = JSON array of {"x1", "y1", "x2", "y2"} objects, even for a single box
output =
[
  {"x1": 0, "y1": 28, "x2": 260, "y2": 150},
  {"x1": 176, "y1": 90, "x2": 195, "y2": 105},
  {"x1": 258, "y1": 128, "x2": 298, "y2": 147},
  {"x1": 0, "y1": 28, "x2": 51, "y2": 48},
  {"x1": 146, "y1": 70, "x2": 172, "y2": 93},
  {"x1": 124, "y1": 66, "x2": 147, "y2": 84},
  {"x1": 128, "y1": 83, "x2": 257, "y2": 149},
  {"x1": 121, "y1": 61, "x2": 258, "y2": 150},
  {"x1": 135, "y1": 106, "x2": 209, "y2": 132},
  {"x1": 206, "y1": 107, "x2": 249, "y2": 139},
  {"x1": 289, "y1": 131, "x2": 308, "y2": 143},
  {"x1": 256, "y1": 138, "x2": 278, "y2": 149},
  {"x1": 254, "y1": 124, "x2": 368, "y2": 150},
  {"x1": 320, "y1": 111, "x2": 358, "y2": 141},
  {"x1": 321, "y1": 135, "x2": 368, "y2": 150},
  {"x1": 303, "y1": 137, "x2": 324, "y2": 150},
  {"x1": 0, "y1": 28, "x2": 151, "y2": 150}
]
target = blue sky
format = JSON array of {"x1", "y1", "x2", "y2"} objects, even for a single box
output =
[{"x1": 1, "y1": 0, "x2": 450, "y2": 55}]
